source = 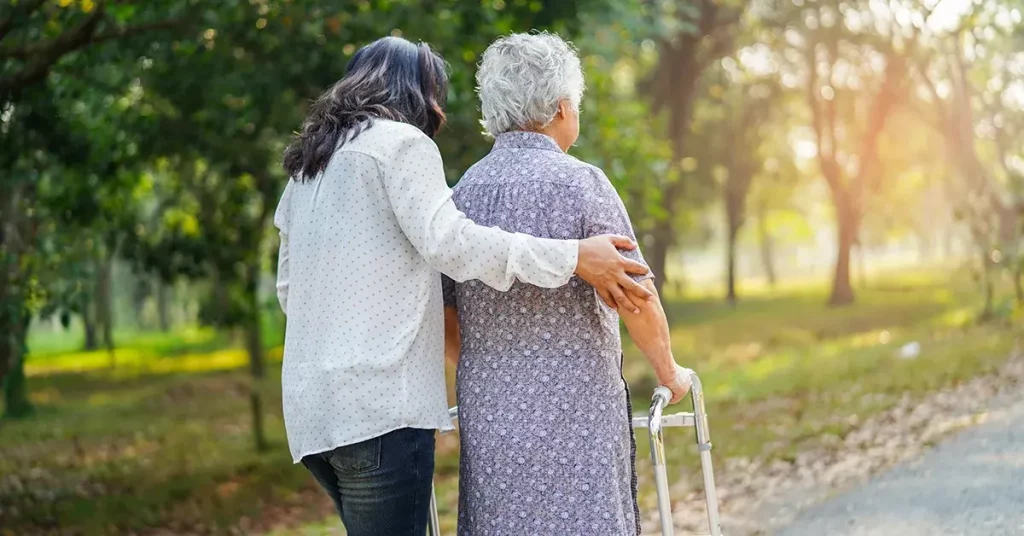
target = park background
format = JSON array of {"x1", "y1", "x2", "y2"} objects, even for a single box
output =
[{"x1": 1, "y1": 0, "x2": 1022, "y2": 534}]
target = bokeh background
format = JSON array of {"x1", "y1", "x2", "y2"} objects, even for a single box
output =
[{"x1": 1, "y1": 0, "x2": 1022, "y2": 534}]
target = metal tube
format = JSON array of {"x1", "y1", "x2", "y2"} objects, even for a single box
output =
[
  {"x1": 688, "y1": 372, "x2": 722, "y2": 536},
  {"x1": 429, "y1": 407, "x2": 459, "y2": 536},
  {"x1": 429, "y1": 483, "x2": 441, "y2": 536},
  {"x1": 649, "y1": 387, "x2": 675, "y2": 536}
]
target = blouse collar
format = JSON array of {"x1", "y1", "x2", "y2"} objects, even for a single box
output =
[{"x1": 492, "y1": 131, "x2": 563, "y2": 153}]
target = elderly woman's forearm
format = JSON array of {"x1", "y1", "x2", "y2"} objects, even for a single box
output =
[{"x1": 620, "y1": 280, "x2": 676, "y2": 382}]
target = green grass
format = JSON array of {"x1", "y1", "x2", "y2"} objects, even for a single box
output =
[{"x1": 0, "y1": 267, "x2": 1019, "y2": 535}]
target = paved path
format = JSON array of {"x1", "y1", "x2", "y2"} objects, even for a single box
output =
[{"x1": 777, "y1": 392, "x2": 1024, "y2": 536}]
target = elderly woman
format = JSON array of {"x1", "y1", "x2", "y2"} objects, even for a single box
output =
[{"x1": 442, "y1": 33, "x2": 692, "y2": 535}]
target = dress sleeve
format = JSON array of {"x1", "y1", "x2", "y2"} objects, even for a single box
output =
[
  {"x1": 580, "y1": 166, "x2": 654, "y2": 283},
  {"x1": 383, "y1": 126, "x2": 579, "y2": 291}
]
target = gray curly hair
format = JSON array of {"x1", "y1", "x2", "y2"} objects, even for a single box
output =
[{"x1": 475, "y1": 32, "x2": 585, "y2": 136}]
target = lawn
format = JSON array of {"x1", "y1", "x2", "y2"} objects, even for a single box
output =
[{"x1": 1, "y1": 267, "x2": 1019, "y2": 535}]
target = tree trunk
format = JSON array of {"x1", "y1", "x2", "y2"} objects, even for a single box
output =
[
  {"x1": 1012, "y1": 257, "x2": 1023, "y2": 307},
  {"x1": 916, "y1": 232, "x2": 932, "y2": 262},
  {"x1": 82, "y1": 294, "x2": 98, "y2": 351},
  {"x1": 3, "y1": 312, "x2": 32, "y2": 419},
  {"x1": 94, "y1": 252, "x2": 115, "y2": 366},
  {"x1": 856, "y1": 241, "x2": 868, "y2": 289},
  {"x1": 830, "y1": 201, "x2": 857, "y2": 306},
  {"x1": 243, "y1": 263, "x2": 267, "y2": 452},
  {"x1": 648, "y1": 221, "x2": 673, "y2": 298},
  {"x1": 756, "y1": 207, "x2": 777, "y2": 288},
  {"x1": 156, "y1": 280, "x2": 170, "y2": 333},
  {"x1": 131, "y1": 277, "x2": 150, "y2": 330},
  {"x1": 0, "y1": 185, "x2": 19, "y2": 384},
  {"x1": 725, "y1": 217, "x2": 739, "y2": 305},
  {"x1": 980, "y1": 248, "x2": 995, "y2": 321},
  {"x1": 0, "y1": 327, "x2": 10, "y2": 394},
  {"x1": 0, "y1": 183, "x2": 35, "y2": 387},
  {"x1": 0, "y1": 290, "x2": 11, "y2": 384}
]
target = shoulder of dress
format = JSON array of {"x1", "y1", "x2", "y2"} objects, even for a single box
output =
[
  {"x1": 452, "y1": 159, "x2": 490, "y2": 191},
  {"x1": 549, "y1": 154, "x2": 609, "y2": 191}
]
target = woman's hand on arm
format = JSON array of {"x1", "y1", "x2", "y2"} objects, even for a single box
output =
[
  {"x1": 576, "y1": 235, "x2": 653, "y2": 314},
  {"x1": 619, "y1": 279, "x2": 691, "y2": 404}
]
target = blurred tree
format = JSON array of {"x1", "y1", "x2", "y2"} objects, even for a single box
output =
[
  {"x1": 0, "y1": 80, "x2": 136, "y2": 415},
  {"x1": 0, "y1": 0, "x2": 195, "y2": 407},
  {"x1": 698, "y1": 59, "x2": 785, "y2": 304},
  {"x1": 761, "y1": 0, "x2": 917, "y2": 305},
  {"x1": 642, "y1": 0, "x2": 747, "y2": 294},
  {"x1": 907, "y1": 0, "x2": 1024, "y2": 313},
  {"x1": 571, "y1": 9, "x2": 680, "y2": 276},
  {"x1": 744, "y1": 125, "x2": 806, "y2": 289}
]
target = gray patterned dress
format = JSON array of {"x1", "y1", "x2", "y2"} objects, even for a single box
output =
[{"x1": 442, "y1": 131, "x2": 652, "y2": 535}]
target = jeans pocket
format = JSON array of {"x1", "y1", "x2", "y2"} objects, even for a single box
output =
[{"x1": 326, "y1": 436, "x2": 381, "y2": 475}]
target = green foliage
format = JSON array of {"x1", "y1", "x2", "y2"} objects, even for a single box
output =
[{"x1": 572, "y1": 17, "x2": 678, "y2": 237}]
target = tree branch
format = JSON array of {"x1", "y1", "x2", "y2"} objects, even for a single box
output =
[
  {"x1": 911, "y1": 55, "x2": 950, "y2": 131},
  {"x1": 903, "y1": 98, "x2": 945, "y2": 132},
  {"x1": 851, "y1": 50, "x2": 909, "y2": 216},
  {"x1": 0, "y1": 3, "x2": 187, "y2": 102},
  {"x1": 1, "y1": 13, "x2": 184, "y2": 61},
  {"x1": 0, "y1": 0, "x2": 49, "y2": 43},
  {"x1": 806, "y1": 34, "x2": 844, "y2": 197},
  {"x1": 0, "y1": 5, "x2": 105, "y2": 100}
]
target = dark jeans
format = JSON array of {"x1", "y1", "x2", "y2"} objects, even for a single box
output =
[{"x1": 301, "y1": 427, "x2": 436, "y2": 536}]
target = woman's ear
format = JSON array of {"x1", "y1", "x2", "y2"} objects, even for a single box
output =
[{"x1": 555, "y1": 99, "x2": 569, "y2": 119}]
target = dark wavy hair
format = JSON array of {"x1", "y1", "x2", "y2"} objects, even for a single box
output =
[{"x1": 283, "y1": 36, "x2": 449, "y2": 182}]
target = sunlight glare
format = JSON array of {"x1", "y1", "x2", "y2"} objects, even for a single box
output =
[
  {"x1": 795, "y1": 140, "x2": 818, "y2": 161},
  {"x1": 927, "y1": 0, "x2": 973, "y2": 32}
]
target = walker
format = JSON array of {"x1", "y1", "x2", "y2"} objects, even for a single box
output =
[{"x1": 428, "y1": 370, "x2": 724, "y2": 536}]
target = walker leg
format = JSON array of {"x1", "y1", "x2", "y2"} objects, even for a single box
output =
[
  {"x1": 649, "y1": 389, "x2": 675, "y2": 536},
  {"x1": 652, "y1": 456, "x2": 675, "y2": 536},
  {"x1": 689, "y1": 373, "x2": 723, "y2": 536},
  {"x1": 430, "y1": 408, "x2": 460, "y2": 536},
  {"x1": 429, "y1": 483, "x2": 441, "y2": 536}
]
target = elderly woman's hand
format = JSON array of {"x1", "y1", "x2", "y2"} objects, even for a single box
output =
[
  {"x1": 659, "y1": 364, "x2": 693, "y2": 405},
  {"x1": 575, "y1": 235, "x2": 654, "y2": 314}
]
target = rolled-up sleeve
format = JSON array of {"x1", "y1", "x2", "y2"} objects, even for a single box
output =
[{"x1": 384, "y1": 127, "x2": 578, "y2": 290}]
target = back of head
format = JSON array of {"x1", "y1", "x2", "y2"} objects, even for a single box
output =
[
  {"x1": 475, "y1": 32, "x2": 584, "y2": 137},
  {"x1": 283, "y1": 36, "x2": 449, "y2": 182}
]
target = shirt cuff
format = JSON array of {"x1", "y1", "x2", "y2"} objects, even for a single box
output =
[{"x1": 507, "y1": 234, "x2": 578, "y2": 288}]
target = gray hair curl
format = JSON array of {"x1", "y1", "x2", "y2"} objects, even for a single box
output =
[{"x1": 475, "y1": 32, "x2": 585, "y2": 136}]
